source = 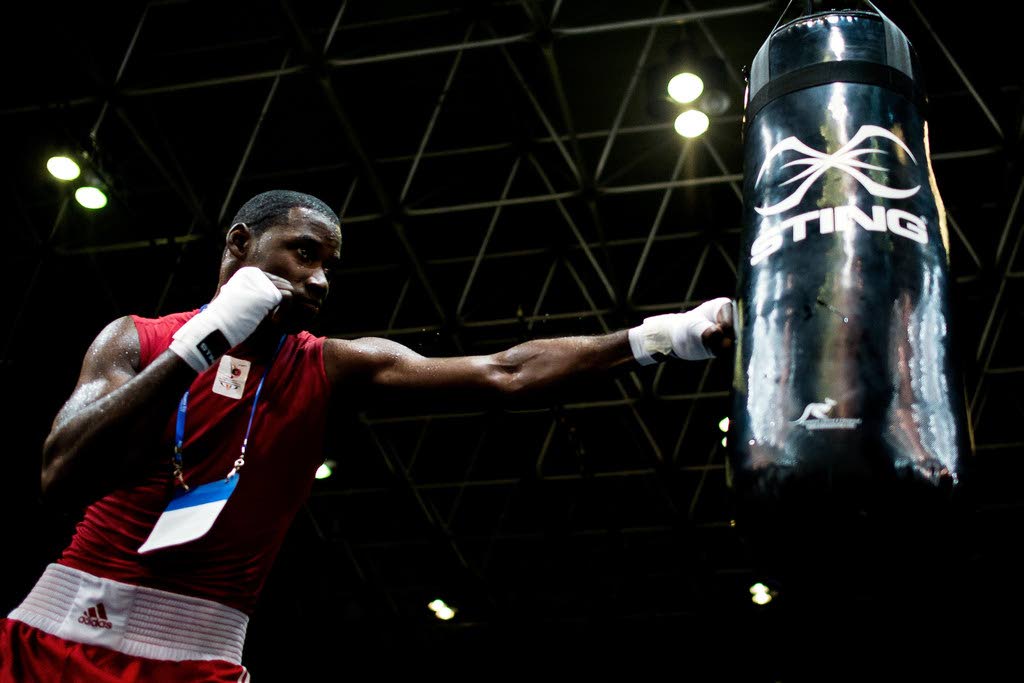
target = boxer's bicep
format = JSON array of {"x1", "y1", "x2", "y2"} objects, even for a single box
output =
[
  {"x1": 50, "y1": 317, "x2": 140, "y2": 433},
  {"x1": 324, "y1": 337, "x2": 509, "y2": 395}
]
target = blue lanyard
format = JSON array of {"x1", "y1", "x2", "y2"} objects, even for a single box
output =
[{"x1": 173, "y1": 334, "x2": 286, "y2": 489}]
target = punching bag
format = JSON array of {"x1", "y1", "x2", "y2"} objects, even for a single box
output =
[{"x1": 730, "y1": 5, "x2": 970, "y2": 511}]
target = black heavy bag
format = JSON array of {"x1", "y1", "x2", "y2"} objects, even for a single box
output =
[{"x1": 730, "y1": 6, "x2": 969, "y2": 511}]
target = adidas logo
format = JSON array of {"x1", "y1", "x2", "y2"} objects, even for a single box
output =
[{"x1": 77, "y1": 603, "x2": 113, "y2": 629}]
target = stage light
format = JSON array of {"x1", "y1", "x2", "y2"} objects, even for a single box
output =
[
  {"x1": 428, "y1": 599, "x2": 456, "y2": 621},
  {"x1": 650, "y1": 42, "x2": 733, "y2": 129},
  {"x1": 750, "y1": 582, "x2": 773, "y2": 606},
  {"x1": 315, "y1": 459, "x2": 337, "y2": 480},
  {"x1": 47, "y1": 156, "x2": 81, "y2": 181},
  {"x1": 667, "y1": 72, "x2": 704, "y2": 104},
  {"x1": 75, "y1": 186, "x2": 107, "y2": 209},
  {"x1": 674, "y1": 110, "x2": 709, "y2": 138}
]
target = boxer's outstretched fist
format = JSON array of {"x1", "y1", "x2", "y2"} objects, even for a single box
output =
[
  {"x1": 629, "y1": 297, "x2": 736, "y2": 364},
  {"x1": 695, "y1": 297, "x2": 736, "y2": 357}
]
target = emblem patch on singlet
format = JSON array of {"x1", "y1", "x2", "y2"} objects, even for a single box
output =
[{"x1": 212, "y1": 355, "x2": 251, "y2": 400}]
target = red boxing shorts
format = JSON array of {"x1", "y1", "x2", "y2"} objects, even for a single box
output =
[{"x1": 1, "y1": 564, "x2": 251, "y2": 682}]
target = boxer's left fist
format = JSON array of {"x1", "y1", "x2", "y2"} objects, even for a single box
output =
[{"x1": 629, "y1": 297, "x2": 736, "y2": 364}]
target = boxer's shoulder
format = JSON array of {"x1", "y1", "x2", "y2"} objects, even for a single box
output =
[
  {"x1": 320, "y1": 336, "x2": 415, "y2": 388},
  {"x1": 126, "y1": 310, "x2": 198, "y2": 368},
  {"x1": 129, "y1": 309, "x2": 199, "y2": 332}
]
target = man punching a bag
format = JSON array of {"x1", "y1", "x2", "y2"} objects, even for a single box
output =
[{"x1": 1, "y1": 189, "x2": 734, "y2": 682}]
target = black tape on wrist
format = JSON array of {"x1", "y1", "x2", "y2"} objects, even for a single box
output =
[{"x1": 196, "y1": 330, "x2": 231, "y2": 366}]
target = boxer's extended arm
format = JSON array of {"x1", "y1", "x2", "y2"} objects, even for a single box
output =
[
  {"x1": 326, "y1": 330, "x2": 635, "y2": 397},
  {"x1": 324, "y1": 298, "x2": 734, "y2": 397}
]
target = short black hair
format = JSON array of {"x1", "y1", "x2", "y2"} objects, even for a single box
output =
[{"x1": 230, "y1": 190, "x2": 339, "y2": 235}]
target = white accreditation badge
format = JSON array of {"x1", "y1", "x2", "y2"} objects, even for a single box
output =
[
  {"x1": 212, "y1": 355, "x2": 252, "y2": 400},
  {"x1": 138, "y1": 475, "x2": 239, "y2": 554}
]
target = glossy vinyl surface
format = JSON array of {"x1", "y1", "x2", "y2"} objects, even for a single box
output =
[
  {"x1": 732, "y1": 12, "x2": 968, "y2": 503},
  {"x1": 768, "y1": 13, "x2": 888, "y2": 85}
]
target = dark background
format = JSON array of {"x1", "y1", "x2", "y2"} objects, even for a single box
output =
[{"x1": 1, "y1": 1, "x2": 1021, "y2": 679}]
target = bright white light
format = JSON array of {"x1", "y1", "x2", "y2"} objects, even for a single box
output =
[
  {"x1": 749, "y1": 582, "x2": 773, "y2": 605},
  {"x1": 46, "y1": 156, "x2": 80, "y2": 181},
  {"x1": 674, "y1": 110, "x2": 710, "y2": 138},
  {"x1": 718, "y1": 417, "x2": 730, "y2": 433},
  {"x1": 429, "y1": 599, "x2": 456, "y2": 620},
  {"x1": 667, "y1": 72, "x2": 704, "y2": 104},
  {"x1": 75, "y1": 186, "x2": 107, "y2": 209},
  {"x1": 314, "y1": 463, "x2": 332, "y2": 479},
  {"x1": 721, "y1": 437, "x2": 727, "y2": 448},
  {"x1": 828, "y1": 26, "x2": 846, "y2": 60}
]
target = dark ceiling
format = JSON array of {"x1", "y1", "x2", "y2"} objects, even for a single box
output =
[{"x1": 2, "y1": 0, "x2": 1021, "y2": 678}]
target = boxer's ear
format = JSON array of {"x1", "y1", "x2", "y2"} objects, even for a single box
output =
[{"x1": 226, "y1": 223, "x2": 252, "y2": 259}]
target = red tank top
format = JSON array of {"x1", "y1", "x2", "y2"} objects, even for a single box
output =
[{"x1": 59, "y1": 311, "x2": 331, "y2": 614}]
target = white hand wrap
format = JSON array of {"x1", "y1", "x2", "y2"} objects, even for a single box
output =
[
  {"x1": 628, "y1": 297, "x2": 733, "y2": 365},
  {"x1": 169, "y1": 267, "x2": 283, "y2": 373}
]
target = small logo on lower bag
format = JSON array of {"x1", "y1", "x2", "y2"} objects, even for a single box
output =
[
  {"x1": 791, "y1": 397, "x2": 862, "y2": 430},
  {"x1": 78, "y1": 603, "x2": 113, "y2": 629}
]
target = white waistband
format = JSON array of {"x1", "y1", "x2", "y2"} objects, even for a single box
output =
[{"x1": 8, "y1": 564, "x2": 248, "y2": 664}]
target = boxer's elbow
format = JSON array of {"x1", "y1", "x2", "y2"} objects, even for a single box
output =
[
  {"x1": 40, "y1": 434, "x2": 71, "y2": 499},
  {"x1": 486, "y1": 345, "x2": 560, "y2": 398},
  {"x1": 482, "y1": 359, "x2": 529, "y2": 398},
  {"x1": 40, "y1": 463, "x2": 60, "y2": 499},
  {"x1": 40, "y1": 428, "x2": 91, "y2": 501}
]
